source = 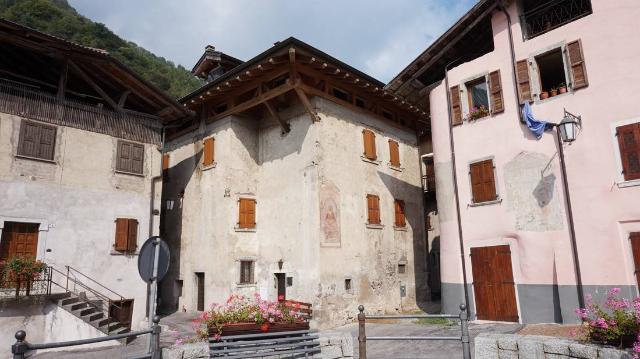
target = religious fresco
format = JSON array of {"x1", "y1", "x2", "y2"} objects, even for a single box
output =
[{"x1": 320, "y1": 181, "x2": 341, "y2": 247}]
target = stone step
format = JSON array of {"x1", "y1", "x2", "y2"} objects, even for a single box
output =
[
  {"x1": 60, "y1": 296, "x2": 80, "y2": 306},
  {"x1": 82, "y1": 311, "x2": 104, "y2": 322},
  {"x1": 79, "y1": 306, "x2": 98, "y2": 316},
  {"x1": 99, "y1": 321, "x2": 125, "y2": 334},
  {"x1": 69, "y1": 302, "x2": 89, "y2": 311}
]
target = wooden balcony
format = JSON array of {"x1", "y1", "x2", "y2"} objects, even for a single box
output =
[{"x1": 520, "y1": 0, "x2": 592, "y2": 40}]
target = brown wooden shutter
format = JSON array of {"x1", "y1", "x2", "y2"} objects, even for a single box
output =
[
  {"x1": 126, "y1": 219, "x2": 138, "y2": 252},
  {"x1": 566, "y1": 39, "x2": 588, "y2": 90},
  {"x1": 117, "y1": 141, "x2": 131, "y2": 172},
  {"x1": 131, "y1": 143, "x2": 144, "y2": 174},
  {"x1": 362, "y1": 129, "x2": 377, "y2": 160},
  {"x1": 17, "y1": 121, "x2": 56, "y2": 160},
  {"x1": 238, "y1": 199, "x2": 256, "y2": 229},
  {"x1": 515, "y1": 60, "x2": 532, "y2": 103},
  {"x1": 389, "y1": 140, "x2": 400, "y2": 167},
  {"x1": 162, "y1": 154, "x2": 170, "y2": 170},
  {"x1": 617, "y1": 123, "x2": 640, "y2": 181},
  {"x1": 470, "y1": 160, "x2": 497, "y2": 203},
  {"x1": 394, "y1": 199, "x2": 406, "y2": 227},
  {"x1": 450, "y1": 85, "x2": 462, "y2": 125},
  {"x1": 203, "y1": 137, "x2": 215, "y2": 166},
  {"x1": 488, "y1": 70, "x2": 504, "y2": 114},
  {"x1": 367, "y1": 194, "x2": 380, "y2": 224},
  {"x1": 631, "y1": 233, "x2": 640, "y2": 289},
  {"x1": 114, "y1": 218, "x2": 128, "y2": 251}
]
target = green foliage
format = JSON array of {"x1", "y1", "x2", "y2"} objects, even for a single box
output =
[
  {"x1": 2, "y1": 256, "x2": 46, "y2": 281},
  {"x1": 414, "y1": 317, "x2": 454, "y2": 326},
  {"x1": 0, "y1": 0, "x2": 202, "y2": 98}
]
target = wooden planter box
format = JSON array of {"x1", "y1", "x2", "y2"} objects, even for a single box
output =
[{"x1": 209, "y1": 321, "x2": 309, "y2": 337}]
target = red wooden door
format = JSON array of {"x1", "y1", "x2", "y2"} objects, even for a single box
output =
[
  {"x1": 471, "y1": 245, "x2": 519, "y2": 322},
  {"x1": 0, "y1": 222, "x2": 39, "y2": 261}
]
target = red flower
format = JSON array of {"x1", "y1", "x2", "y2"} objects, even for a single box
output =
[{"x1": 278, "y1": 295, "x2": 285, "y2": 301}]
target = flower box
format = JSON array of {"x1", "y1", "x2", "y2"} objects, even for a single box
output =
[{"x1": 209, "y1": 321, "x2": 310, "y2": 337}]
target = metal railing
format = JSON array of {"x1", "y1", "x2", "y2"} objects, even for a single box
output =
[
  {"x1": 520, "y1": 0, "x2": 592, "y2": 40},
  {"x1": 357, "y1": 304, "x2": 471, "y2": 359},
  {"x1": 0, "y1": 265, "x2": 53, "y2": 298},
  {"x1": 10, "y1": 315, "x2": 162, "y2": 359}
]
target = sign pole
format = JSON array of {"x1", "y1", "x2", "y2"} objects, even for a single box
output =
[{"x1": 147, "y1": 237, "x2": 161, "y2": 353}]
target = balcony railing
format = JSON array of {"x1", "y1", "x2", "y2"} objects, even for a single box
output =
[
  {"x1": 520, "y1": 0, "x2": 592, "y2": 40},
  {"x1": 0, "y1": 78, "x2": 162, "y2": 145},
  {"x1": 422, "y1": 174, "x2": 436, "y2": 193}
]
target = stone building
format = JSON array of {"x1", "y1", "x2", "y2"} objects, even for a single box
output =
[
  {"x1": 388, "y1": 0, "x2": 640, "y2": 323},
  {"x1": 0, "y1": 18, "x2": 190, "y2": 340},
  {"x1": 160, "y1": 38, "x2": 430, "y2": 326}
]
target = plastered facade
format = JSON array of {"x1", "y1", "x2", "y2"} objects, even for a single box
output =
[
  {"x1": 161, "y1": 98, "x2": 428, "y2": 327},
  {"x1": 0, "y1": 112, "x2": 163, "y2": 327},
  {"x1": 429, "y1": 1, "x2": 640, "y2": 322}
]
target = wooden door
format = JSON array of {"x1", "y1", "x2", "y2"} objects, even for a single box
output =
[
  {"x1": 276, "y1": 273, "x2": 286, "y2": 300},
  {"x1": 195, "y1": 272, "x2": 205, "y2": 311},
  {"x1": 630, "y1": 233, "x2": 640, "y2": 290},
  {"x1": 0, "y1": 222, "x2": 39, "y2": 261},
  {"x1": 471, "y1": 245, "x2": 519, "y2": 322}
]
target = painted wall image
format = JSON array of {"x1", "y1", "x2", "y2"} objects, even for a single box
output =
[{"x1": 320, "y1": 181, "x2": 341, "y2": 247}]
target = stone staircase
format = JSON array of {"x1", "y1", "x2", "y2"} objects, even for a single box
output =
[{"x1": 54, "y1": 292, "x2": 131, "y2": 336}]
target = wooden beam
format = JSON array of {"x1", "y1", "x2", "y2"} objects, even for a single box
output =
[
  {"x1": 288, "y1": 47, "x2": 297, "y2": 80},
  {"x1": 209, "y1": 80, "x2": 295, "y2": 122},
  {"x1": 56, "y1": 59, "x2": 68, "y2": 101},
  {"x1": 68, "y1": 60, "x2": 119, "y2": 111},
  {"x1": 264, "y1": 100, "x2": 290, "y2": 134},
  {"x1": 118, "y1": 90, "x2": 131, "y2": 110},
  {"x1": 293, "y1": 85, "x2": 320, "y2": 122}
]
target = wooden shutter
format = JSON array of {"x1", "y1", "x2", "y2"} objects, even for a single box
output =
[
  {"x1": 17, "y1": 120, "x2": 56, "y2": 160},
  {"x1": 450, "y1": 85, "x2": 462, "y2": 125},
  {"x1": 114, "y1": 218, "x2": 128, "y2": 251},
  {"x1": 394, "y1": 199, "x2": 406, "y2": 227},
  {"x1": 162, "y1": 154, "x2": 170, "y2": 170},
  {"x1": 238, "y1": 199, "x2": 256, "y2": 229},
  {"x1": 515, "y1": 60, "x2": 532, "y2": 103},
  {"x1": 470, "y1": 160, "x2": 497, "y2": 203},
  {"x1": 362, "y1": 129, "x2": 377, "y2": 160},
  {"x1": 367, "y1": 194, "x2": 380, "y2": 224},
  {"x1": 631, "y1": 233, "x2": 640, "y2": 289},
  {"x1": 617, "y1": 123, "x2": 640, "y2": 181},
  {"x1": 131, "y1": 143, "x2": 144, "y2": 174},
  {"x1": 488, "y1": 70, "x2": 504, "y2": 114},
  {"x1": 203, "y1": 137, "x2": 215, "y2": 166},
  {"x1": 567, "y1": 39, "x2": 588, "y2": 90},
  {"x1": 126, "y1": 219, "x2": 138, "y2": 252},
  {"x1": 389, "y1": 140, "x2": 400, "y2": 167},
  {"x1": 117, "y1": 141, "x2": 144, "y2": 174}
]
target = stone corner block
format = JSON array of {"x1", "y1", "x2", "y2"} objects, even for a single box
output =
[
  {"x1": 598, "y1": 346, "x2": 634, "y2": 359},
  {"x1": 542, "y1": 338, "x2": 574, "y2": 355},
  {"x1": 180, "y1": 342, "x2": 210, "y2": 359},
  {"x1": 497, "y1": 336, "x2": 518, "y2": 351},
  {"x1": 568, "y1": 342, "x2": 599, "y2": 359},
  {"x1": 475, "y1": 334, "x2": 499, "y2": 358}
]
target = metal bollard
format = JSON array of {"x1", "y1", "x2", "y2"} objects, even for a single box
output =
[
  {"x1": 358, "y1": 305, "x2": 367, "y2": 359},
  {"x1": 150, "y1": 315, "x2": 161, "y2": 359},
  {"x1": 12, "y1": 331, "x2": 28, "y2": 359},
  {"x1": 459, "y1": 304, "x2": 471, "y2": 359}
]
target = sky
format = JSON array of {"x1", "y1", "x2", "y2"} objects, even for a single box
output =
[{"x1": 68, "y1": 0, "x2": 476, "y2": 83}]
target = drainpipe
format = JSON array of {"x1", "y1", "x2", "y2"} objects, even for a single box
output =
[
  {"x1": 444, "y1": 58, "x2": 470, "y2": 313},
  {"x1": 497, "y1": 2, "x2": 524, "y2": 123}
]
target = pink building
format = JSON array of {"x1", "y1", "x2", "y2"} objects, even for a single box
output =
[{"x1": 388, "y1": 0, "x2": 640, "y2": 323}]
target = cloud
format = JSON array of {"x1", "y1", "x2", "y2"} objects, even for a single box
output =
[{"x1": 68, "y1": 0, "x2": 476, "y2": 82}]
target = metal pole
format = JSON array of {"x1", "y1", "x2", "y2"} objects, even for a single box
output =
[
  {"x1": 150, "y1": 315, "x2": 161, "y2": 359},
  {"x1": 459, "y1": 304, "x2": 471, "y2": 359},
  {"x1": 147, "y1": 237, "x2": 161, "y2": 352},
  {"x1": 358, "y1": 305, "x2": 367, "y2": 359},
  {"x1": 65, "y1": 265, "x2": 69, "y2": 292},
  {"x1": 11, "y1": 331, "x2": 27, "y2": 359},
  {"x1": 555, "y1": 127, "x2": 585, "y2": 308}
]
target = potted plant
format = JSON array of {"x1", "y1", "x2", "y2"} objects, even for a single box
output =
[
  {"x1": 558, "y1": 83, "x2": 567, "y2": 94},
  {"x1": 540, "y1": 90, "x2": 549, "y2": 100},
  {"x1": 464, "y1": 105, "x2": 490, "y2": 121},
  {"x1": 550, "y1": 86, "x2": 558, "y2": 97},
  {"x1": 2, "y1": 256, "x2": 46, "y2": 297}
]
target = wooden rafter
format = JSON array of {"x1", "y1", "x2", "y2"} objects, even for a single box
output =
[
  {"x1": 264, "y1": 100, "x2": 290, "y2": 134},
  {"x1": 68, "y1": 60, "x2": 119, "y2": 111},
  {"x1": 209, "y1": 79, "x2": 295, "y2": 122},
  {"x1": 294, "y1": 86, "x2": 320, "y2": 122},
  {"x1": 56, "y1": 59, "x2": 68, "y2": 101},
  {"x1": 118, "y1": 90, "x2": 131, "y2": 110}
]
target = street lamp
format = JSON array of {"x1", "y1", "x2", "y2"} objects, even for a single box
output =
[{"x1": 552, "y1": 108, "x2": 584, "y2": 309}]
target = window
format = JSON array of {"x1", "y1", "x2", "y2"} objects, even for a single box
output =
[
  {"x1": 114, "y1": 218, "x2": 138, "y2": 253},
  {"x1": 238, "y1": 198, "x2": 256, "y2": 229},
  {"x1": 389, "y1": 140, "x2": 400, "y2": 167},
  {"x1": 535, "y1": 48, "x2": 567, "y2": 97},
  {"x1": 520, "y1": 0, "x2": 592, "y2": 40},
  {"x1": 394, "y1": 199, "x2": 406, "y2": 227},
  {"x1": 362, "y1": 129, "x2": 377, "y2": 161},
  {"x1": 239, "y1": 260, "x2": 254, "y2": 284},
  {"x1": 203, "y1": 137, "x2": 215, "y2": 167},
  {"x1": 366, "y1": 194, "x2": 381, "y2": 225},
  {"x1": 398, "y1": 264, "x2": 406, "y2": 274},
  {"x1": 616, "y1": 123, "x2": 640, "y2": 181},
  {"x1": 344, "y1": 278, "x2": 352, "y2": 292},
  {"x1": 355, "y1": 97, "x2": 366, "y2": 109},
  {"x1": 331, "y1": 87, "x2": 351, "y2": 102},
  {"x1": 469, "y1": 159, "x2": 498, "y2": 203},
  {"x1": 17, "y1": 120, "x2": 56, "y2": 161},
  {"x1": 116, "y1": 140, "x2": 144, "y2": 175},
  {"x1": 381, "y1": 109, "x2": 394, "y2": 121},
  {"x1": 466, "y1": 78, "x2": 489, "y2": 113},
  {"x1": 286, "y1": 277, "x2": 293, "y2": 287}
]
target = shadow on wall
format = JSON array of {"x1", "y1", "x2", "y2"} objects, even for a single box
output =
[
  {"x1": 158, "y1": 149, "x2": 202, "y2": 314},
  {"x1": 377, "y1": 172, "x2": 430, "y2": 311}
]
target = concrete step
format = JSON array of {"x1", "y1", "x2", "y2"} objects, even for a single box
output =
[
  {"x1": 79, "y1": 306, "x2": 98, "y2": 316},
  {"x1": 60, "y1": 296, "x2": 80, "y2": 306},
  {"x1": 82, "y1": 311, "x2": 104, "y2": 322},
  {"x1": 69, "y1": 302, "x2": 89, "y2": 311},
  {"x1": 99, "y1": 321, "x2": 125, "y2": 334}
]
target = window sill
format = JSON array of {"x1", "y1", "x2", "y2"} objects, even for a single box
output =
[
  {"x1": 535, "y1": 91, "x2": 571, "y2": 105},
  {"x1": 617, "y1": 179, "x2": 640, "y2": 188},
  {"x1": 236, "y1": 283, "x2": 257, "y2": 288},
  {"x1": 115, "y1": 170, "x2": 145, "y2": 178},
  {"x1": 201, "y1": 162, "x2": 217, "y2": 171},
  {"x1": 234, "y1": 227, "x2": 256, "y2": 233},
  {"x1": 366, "y1": 223, "x2": 384, "y2": 229},
  {"x1": 394, "y1": 226, "x2": 408, "y2": 231},
  {"x1": 361, "y1": 156, "x2": 381, "y2": 165},
  {"x1": 388, "y1": 164, "x2": 403, "y2": 172},
  {"x1": 110, "y1": 250, "x2": 138, "y2": 256},
  {"x1": 469, "y1": 198, "x2": 502, "y2": 207},
  {"x1": 15, "y1": 154, "x2": 56, "y2": 164}
]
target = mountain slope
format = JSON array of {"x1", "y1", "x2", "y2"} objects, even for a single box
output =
[{"x1": 0, "y1": 0, "x2": 203, "y2": 98}]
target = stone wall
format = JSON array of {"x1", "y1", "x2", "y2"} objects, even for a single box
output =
[
  {"x1": 475, "y1": 334, "x2": 632, "y2": 359},
  {"x1": 162, "y1": 334, "x2": 353, "y2": 359}
]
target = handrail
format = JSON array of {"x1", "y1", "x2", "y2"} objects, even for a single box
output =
[
  {"x1": 11, "y1": 316, "x2": 162, "y2": 359},
  {"x1": 65, "y1": 265, "x2": 125, "y2": 300}
]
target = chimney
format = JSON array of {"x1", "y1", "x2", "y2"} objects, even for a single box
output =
[{"x1": 192, "y1": 44, "x2": 242, "y2": 83}]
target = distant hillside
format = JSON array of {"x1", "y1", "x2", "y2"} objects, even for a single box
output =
[{"x1": 0, "y1": 0, "x2": 203, "y2": 98}]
